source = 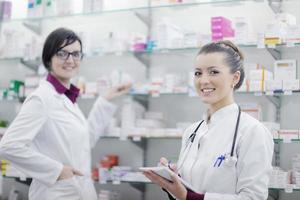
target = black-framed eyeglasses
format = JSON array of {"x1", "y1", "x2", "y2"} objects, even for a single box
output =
[{"x1": 55, "y1": 50, "x2": 83, "y2": 61}]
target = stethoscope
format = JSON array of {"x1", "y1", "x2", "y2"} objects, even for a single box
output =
[{"x1": 177, "y1": 105, "x2": 241, "y2": 170}]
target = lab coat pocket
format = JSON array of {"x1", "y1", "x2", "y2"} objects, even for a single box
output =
[
  {"x1": 46, "y1": 177, "x2": 81, "y2": 200},
  {"x1": 211, "y1": 155, "x2": 237, "y2": 190}
]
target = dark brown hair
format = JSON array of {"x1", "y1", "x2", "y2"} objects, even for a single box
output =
[
  {"x1": 197, "y1": 40, "x2": 244, "y2": 90},
  {"x1": 42, "y1": 28, "x2": 82, "y2": 71}
]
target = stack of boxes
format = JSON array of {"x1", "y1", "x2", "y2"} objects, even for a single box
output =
[
  {"x1": 0, "y1": 1, "x2": 12, "y2": 20},
  {"x1": 274, "y1": 60, "x2": 299, "y2": 92},
  {"x1": 264, "y1": 13, "x2": 297, "y2": 46},
  {"x1": 211, "y1": 16, "x2": 235, "y2": 41},
  {"x1": 265, "y1": 59, "x2": 298, "y2": 92},
  {"x1": 248, "y1": 68, "x2": 273, "y2": 92},
  {"x1": 239, "y1": 59, "x2": 298, "y2": 93},
  {"x1": 269, "y1": 167, "x2": 289, "y2": 189},
  {"x1": 234, "y1": 17, "x2": 256, "y2": 45}
]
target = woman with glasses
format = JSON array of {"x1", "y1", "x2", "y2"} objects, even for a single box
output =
[
  {"x1": 0, "y1": 28, "x2": 130, "y2": 200},
  {"x1": 143, "y1": 41, "x2": 274, "y2": 200}
]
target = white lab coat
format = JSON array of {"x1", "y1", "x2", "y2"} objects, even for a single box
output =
[
  {"x1": 177, "y1": 103, "x2": 274, "y2": 200},
  {"x1": 0, "y1": 80, "x2": 116, "y2": 200}
]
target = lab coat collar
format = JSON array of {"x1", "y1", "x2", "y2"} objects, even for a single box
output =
[
  {"x1": 40, "y1": 80, "x2": 86, "y2": 124},
  {"x1": 46, "y1": 73, "x2": 80, "y2": 103},
  {"x1": 202, "y1": 103, "x2": 238, "y2": 125}
]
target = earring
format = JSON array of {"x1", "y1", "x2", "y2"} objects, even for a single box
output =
[{"x1": 231, "y1": 84, "x2": 235, "y2": 88}]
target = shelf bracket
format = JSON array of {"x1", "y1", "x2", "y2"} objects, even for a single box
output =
[
  {"x1": 134, "y1": 11, "x2": 151, "y2": 28},
  {"x1": 134, "y1": 0, "x2": 152, "y2": 29},
  {"x1": 266, "y1": 95, "x2": 281, "y2": 122},
  {"x1": 133, "y1": 52, "x2": 150, "y2": 67},
  {"x1": 22, "y1": 20, "x2": 42, "y2": 36},
  {"x1": 14, "y1": 177, "x2": 32, "y2": 186},
  {"x1": 20, "y1": 58, "x2": 41, "y2": 73},
  {"x1": 132, "y1": 94, "x2": 149, "y2": 110},
  {"x1": 133, "y1": 52, "x2": 151, "y2": 79},
  {"x1": 268, "y1": 188, "x2": 280, "y2": 200},
  {"x1": 266, "y1": 95, "x2": 280, "y2": 108},
  {"x1": 130, "y1": 137, "x2": 147, "y2": 149},
  {"x1": 268, "y1": 0, "x2": 283, "y2": 14},
  {"x1": 267, "y1": 48, "x2": 281, "y2": 60},
  {"x1": 129, "y1": 182, "x2": 146, "y2": 193},
  {"x1": 274, "y1": 142, "x2": 280, "y2": 166}
]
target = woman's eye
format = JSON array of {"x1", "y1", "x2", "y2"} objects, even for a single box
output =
[
  {"x1": 210, "y1": 70, "x2": 219, "y2": 75},
  {"x1": 194, "y1": 71, "x2": 201, "y2": 76}
]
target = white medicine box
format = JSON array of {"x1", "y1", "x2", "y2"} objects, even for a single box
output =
[
  {"x1": 274, "y1": 59, "x2": 297, "y2": 80},
  {"x1": 265, "y1": 80, "x2": 282, "y2": 91},
  {"x1": 282, "y1": 79, "x2": 300, "y2": 91}
]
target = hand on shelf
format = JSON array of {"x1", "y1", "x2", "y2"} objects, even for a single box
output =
[
  {"x1": 104, "y1": 83, "x2": 132, "y2": 101},
  {"x1": 57, "y1": 165, "x2": 83, "y2": 181}
]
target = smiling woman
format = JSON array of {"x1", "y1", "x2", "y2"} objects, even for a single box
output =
[
  {"x1": 42, "y1": 28, "x2": 83, "y2": 88},
  {"x1": 0, "y1": 27, "x2": 131, "y2": 200},
  {"x1": 143, "y1": 41, "x2": 274, "y2": 200},
  {"x1": 193, "y1": 41, "x2": 244, "y2": 114}
]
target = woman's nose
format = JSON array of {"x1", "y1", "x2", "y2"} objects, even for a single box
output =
[{"x1": 198, "y1": 74, "x2": 210, "y2": 84}]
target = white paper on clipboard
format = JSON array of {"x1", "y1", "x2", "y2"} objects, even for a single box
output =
[{"x1": 140, "y1": 166, "x2": 196, "y2": 192}]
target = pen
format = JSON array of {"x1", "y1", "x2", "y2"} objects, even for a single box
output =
[
  {"x1": 214, "y1": 155, "x2": 225, "y2": 167},
  {"x1": 167, "y1": 160, "x2": 172, "y2": 170}
]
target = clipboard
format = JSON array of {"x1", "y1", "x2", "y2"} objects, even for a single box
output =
[{"x1": 140, "y1": 166, "x2": 196, "y2": 192}]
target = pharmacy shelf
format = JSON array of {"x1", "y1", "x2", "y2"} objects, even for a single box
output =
[
  {"x1": 269, "y1": 187, "x2": 300, "y2": 192},
  {"x1": 273, "y1": 139, "x2": 300, "y2": 143},
  {"x1": 3, "y1": 89, "x2": 300, "y2": 104},
  {"x1": 0, "y1": 0, "x2": 264, "y2": 23},
  {"x1": 101, "y1": 136, "x2": 181, "y2": 140},
  {"x1": 97, "y1": 180, "x2": 151, "y2": 185},
  {"x1": 101, "y1": 136, "x2": 300, "y2": 144},
  {"x1": 0, "y1": 98, "x2": 22, "y2": 103},
  {"x1": 1, "y1": 43, "x2": 300, "y2": 64},
  {"x1": 0, "y1": 57, "x2": 22, "y2": 62},
  {"x1": 97, "y1": 180, "x2": 300, "y2": 193},
  {"x1": 4, "y1": 174, "x2": 300, "y2": 193}
]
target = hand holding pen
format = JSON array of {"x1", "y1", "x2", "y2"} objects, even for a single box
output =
[
  {"x1": 143, "y1": 157, "x2": 187, "y2": 200},
  {"x1": 158, "y1": 157, "x2": 178, "y2": 174}
]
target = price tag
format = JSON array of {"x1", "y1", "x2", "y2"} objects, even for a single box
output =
[
  {"x1": 113, "y1": 180, "x2": 121, "y2": 185},
  {"x1": 265, "y1": 91, "x2": 274, "y2": 96},
  {"x1": 100, "y1": 180, "x2": 107, "y2": 184},
  {"x1": 254, "y1": 92, "x2": 263, "y2": 96},
  {"x1": 285, "y1": 184, "x2": 294, "y2": 193},
  {"x1": 20, "y1": 176, "x2": 27, "y2": 181},
  {"x1": 283, "y1": 137, "x2": 292, "y2": 143},
  {"x1": 132, "y1": 136, "x2": 141, "y2": 141},
  {"x1": 284, "y1": 91, "x2": 293, "y2": 96},
  {"x1": 267, "y1": 44, "x2": 276, "y2": 49}
]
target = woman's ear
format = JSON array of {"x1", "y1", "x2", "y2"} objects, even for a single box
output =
[{"x1": 233, "y1": 71, "x2": 241, "y2": 86}]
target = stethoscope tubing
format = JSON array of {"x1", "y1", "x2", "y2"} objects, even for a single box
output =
[{"x1": 177, "y1": 105, "x2": 241, "y2": 171}]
